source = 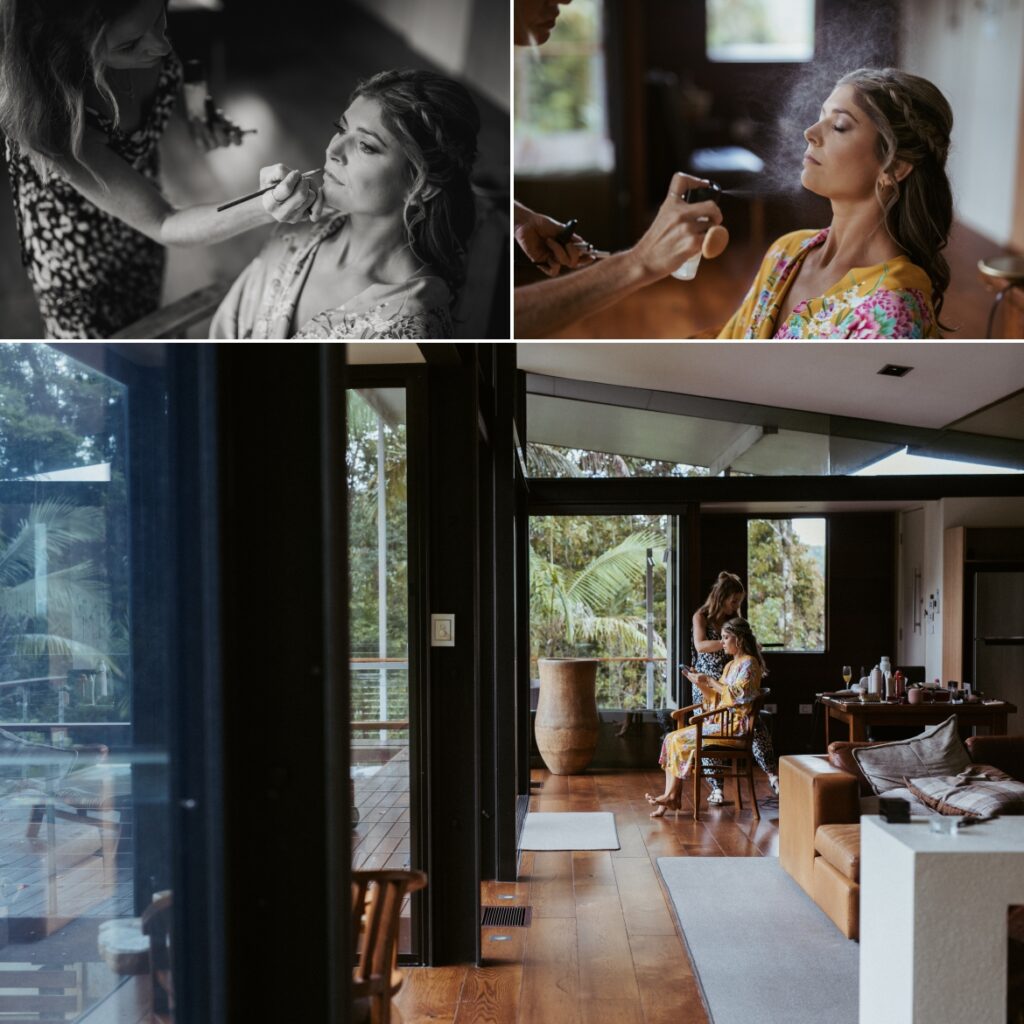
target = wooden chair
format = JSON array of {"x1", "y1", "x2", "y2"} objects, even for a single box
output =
[
  {"x1": 677, "y1": 690, "x2": 769, "y2": 821},
  {"x1": 351, "y1": 868, "x2": 427, "y2": 1024}
]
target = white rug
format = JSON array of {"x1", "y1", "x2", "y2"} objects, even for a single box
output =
[
  {"x1": 657, "y1": 856, "x2": 858, "y2": 1024},
  {"x1": 518, "y1": 811, "x2": 620, "y2": 851}
]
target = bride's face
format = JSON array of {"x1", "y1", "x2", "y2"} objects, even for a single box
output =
[
  {"x1": 321, "y1": 95, "x2": 412, "y2": 217},
  {"x1": 801, "y1": 84, "x2": 884, "y2": 202}
]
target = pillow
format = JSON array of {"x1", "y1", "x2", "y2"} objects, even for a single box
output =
[
  {"x1": 851, "y1": 715, "x2": 970, "y2": 796},
  {"x1": 827, "y1": 741, "x2": 877, "y2": 796},
  {"x1": 905, "y1": 768, "x2": 1024, "y2": 818}
]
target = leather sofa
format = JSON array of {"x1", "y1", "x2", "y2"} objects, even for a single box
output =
[{"x1": 779, "y1": 735, "x2": 1024, "y2": 941}]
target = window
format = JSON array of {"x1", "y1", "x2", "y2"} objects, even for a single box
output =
[
  {"x1": 747, "y1": 517, "x2": 825, "y2": 652},
  {"x1": 526, "y1": 442, "x2": 710, "y2": 478},
  {"x1": 347, "y1": 388, "x2": 418, "y2": 955},
  {"x1": 706, "y1": 0, "x2": 815, "y2": 63},
  {"x1": 514, "y1": 0, "x2": 614, "y2": 175},
  {"x1": 0, "y1": 344, "x2": 175, "y2": 1018},
  {"x1": 529, "y1": 514, "x2": 674, "y2": 709}
]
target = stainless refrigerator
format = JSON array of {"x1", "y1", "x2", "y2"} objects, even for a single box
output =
[{"x1": 973, "y1": 570, "x2": 1024, "y2": 735}]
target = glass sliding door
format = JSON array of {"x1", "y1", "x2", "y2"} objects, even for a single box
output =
[
  {"x1": 347, "y1": 387, "x2": 418, "y2": 956},
  {"x1": 0, "y1": 344, "x2": 178, "y2": 1020}
]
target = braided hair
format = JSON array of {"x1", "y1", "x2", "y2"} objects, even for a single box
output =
[
  {"x1": 721, "y1": 617, "x2": 768, "y2": 677},
  {"x1": 351, "y1": 69, "x2": 479, "y2": 297},
  {"x1": 837, "y1": 68, "x2": 954, "y2": 332}
]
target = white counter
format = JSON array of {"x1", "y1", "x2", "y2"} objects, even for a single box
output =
[{"x1": 859, "y1": 814, "x2": 1024, "y2": 1024}]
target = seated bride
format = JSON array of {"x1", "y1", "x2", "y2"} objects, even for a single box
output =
[
  {"x1": 211, "y1": 69, "x2": 479, "y2": 339},
  {"x1": 718, "y1": 67, "x2": 952, "y2": 339}
]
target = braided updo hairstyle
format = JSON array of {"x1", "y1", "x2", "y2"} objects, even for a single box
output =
[
  {"x1": 351, "y1": 69, "x2": 479, "y2": 296},
  {"x1": 721, "y1": 617, "x2": 768, "y2": 677},
  {"x1": 837, "y1": 68, "x2": 954, "y2": 332}
]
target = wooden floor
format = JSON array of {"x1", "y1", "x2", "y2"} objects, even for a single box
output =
[{"x1": 393, "y1": 767, "x2": 779, "y2": 1024}]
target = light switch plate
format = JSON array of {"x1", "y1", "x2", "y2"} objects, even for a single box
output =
[
  {"x1": 431, "y1": 613, "x2": 455, "y2": 647},
  {"x1": 799, "y1": 704, "x2": 813, "y2": 715}
]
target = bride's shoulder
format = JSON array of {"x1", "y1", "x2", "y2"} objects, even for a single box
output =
[{"x1": 767, "y1": 228, "x2": 826, "y2": 256}]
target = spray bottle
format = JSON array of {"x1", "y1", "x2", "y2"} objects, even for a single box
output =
[{"x1": 671, "y1": 181, "x2": 728, "y2": 280}]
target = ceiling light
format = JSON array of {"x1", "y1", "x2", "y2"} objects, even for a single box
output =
[{"x1": 877, "y1": 364, "x2": 913, "y2": 377}]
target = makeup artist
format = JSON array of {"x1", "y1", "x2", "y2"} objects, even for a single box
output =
[
  {"x1": 513, "y1": 0, "x2": 725, "y2": 338},
  {"x1": 0, "y1": 0, "x2": 319, "y2": 338}
]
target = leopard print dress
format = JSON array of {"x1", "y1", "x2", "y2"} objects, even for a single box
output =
[{"x1": 3, "y1": 54, "x2": 181, "y2": 339}]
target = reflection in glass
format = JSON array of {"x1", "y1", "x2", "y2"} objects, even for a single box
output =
[{"x1": 0, "y1": 344, "x2": 165, "y2": 1020}]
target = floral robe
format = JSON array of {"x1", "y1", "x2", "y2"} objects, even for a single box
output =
[
  {"x1": 210, "y1": 214, "x2": 452, "y2": 339},
  {"x1": 718, "y1": 228, "x2": 937, "y2": 339},
  {"x1": 659, "y1": 655, "x2": 763, "y2": 779}
]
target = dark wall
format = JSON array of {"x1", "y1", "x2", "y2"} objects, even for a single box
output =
[
  {"x1": 627, "y1": 0, "x2": 903, "y2": 241},
  {"x1": 700, "y1": 512, "x2": 897, "y2": 755}
]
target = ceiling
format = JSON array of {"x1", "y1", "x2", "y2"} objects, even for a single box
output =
[{"x1": 514, "y1": 343, "x2": 1024, "y2": 435}]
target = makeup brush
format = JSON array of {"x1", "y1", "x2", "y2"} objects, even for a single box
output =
[{"x1": 216, "y1": 168, "x2": 321, "y2": 212}]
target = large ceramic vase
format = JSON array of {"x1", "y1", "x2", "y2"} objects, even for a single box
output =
[{"x1": 535, "y1": 658, "x2": 600, "y2": 775}]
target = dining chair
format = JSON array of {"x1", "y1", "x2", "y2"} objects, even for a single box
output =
[{"x1": 352, "y1": 868, "x2": 427, "y2": 1024}]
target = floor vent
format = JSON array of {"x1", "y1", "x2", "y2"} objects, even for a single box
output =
[{"x1": 481, "y1": 905, "x2": 532, "y2": 927}]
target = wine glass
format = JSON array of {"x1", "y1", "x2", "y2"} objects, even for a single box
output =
[{"x1": 842, "y1": 665, "x2": 853, "y2": 687}]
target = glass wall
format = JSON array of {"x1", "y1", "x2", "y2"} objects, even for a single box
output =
[
  {"x1": 529, "y1": 514, "x2": 676, "y2": 709},
  {"x1": 347, "y1": 388, "x2": 416, "y2": 955},
  {"x1": 0, "y1": 344, "x2": 173, "y2": 1019}
]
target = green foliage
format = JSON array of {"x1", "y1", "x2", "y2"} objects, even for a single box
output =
[
  {"x1": 515, "y1": 0, "x2": 601, "y2": 136},
  {"x1": 747, "y1": 518, "x2": 825, "y2": 651},
  {"x1": 530, "y1": 515, "x2": 669, "y2": 709},
  {"x1": 526, "y1": 442, "x2": 709, "y2": 479},
  {"x1": 707, "y1": 0, "x2": 772, "y2": 47},
  {"x1": 0, "y1": 347, "x2": 131, "y2": 728}
]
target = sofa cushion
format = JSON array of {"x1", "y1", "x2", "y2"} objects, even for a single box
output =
[
  {"x1": 814, "y1": 824, "x2": 861, "y2": 882},
  {"x1": 905, "y1": 769, "x2": 1024, "y2": 818},
  {"x1": 828, "y1": 741, "x2": 877, "y2": 796},
  {"x1": 851, "y1": 716, "x2": 970, "y2": 796},
  {"x1": 965, "y1": 736, "x2": 1024, "y2": 781}
]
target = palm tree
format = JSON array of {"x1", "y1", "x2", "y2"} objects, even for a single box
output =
[
  {"x1": 0, "y1": 498, "x2": 114, "y2": 702},
  {"x1": 530, "y1": 524, "x2": 668, "y2": 708}
]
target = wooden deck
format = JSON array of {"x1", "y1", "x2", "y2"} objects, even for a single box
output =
[
  {"x1": 392, "y1": 766, "x2": 779, "y2": 1024},
  {"x1": 352, "y1": 745, "x2": 411, "y2": 872}
]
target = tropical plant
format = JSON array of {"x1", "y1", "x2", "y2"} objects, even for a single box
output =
[
  {"x1": 0, "y1": 498, "x2": 121, "y2": 712},
  {"x1": 530, "y1": 520, "x2": 668, "y2": 708}
]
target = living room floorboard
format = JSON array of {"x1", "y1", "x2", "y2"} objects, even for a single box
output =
[{"x1": 392, "y1": 767, "x2": 779, "y2": 1024}]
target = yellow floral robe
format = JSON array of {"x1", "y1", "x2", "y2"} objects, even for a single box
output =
[
  {"x1": 659, "y1": 655, "x2": 763, "y2": 779},
  {"x1": 717, "y1": 228, "x2": 938, "y2": 339}
]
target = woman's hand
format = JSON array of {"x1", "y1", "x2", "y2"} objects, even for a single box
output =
[
  {"x1": 514, "y1": 204, "x2": 593, "y2": 277},
  {"x1": 189, "y1": 104, "x2": 251, "y2": 151},
  {"x1": 259, "y1": 165, "x2": 324, "y2": 224}
]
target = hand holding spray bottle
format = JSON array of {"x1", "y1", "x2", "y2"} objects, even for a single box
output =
[{"x1": 671, "y1": 181, "x2": 730, "y2": 280}]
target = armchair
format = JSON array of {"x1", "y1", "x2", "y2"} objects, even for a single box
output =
[
  {"x1": 0, "y1": 727, "x2": 124, "y2": 941},
  {"x1": 672, "y1": 690, "x2": 769, "y2": 820}
]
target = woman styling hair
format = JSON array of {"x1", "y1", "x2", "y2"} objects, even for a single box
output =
[
  {"x1": 0, "y1": 0, "x2": 314, "y2": 338},
  {"x1": 648, "y1": 617, "x2": 776, "y2": 817},
  {"x1": 211, "y1": 69, "x2": 480, "y2": 339},
  {"x1": 718, "y1": 67, "x2": 953, "y2": 339}
]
